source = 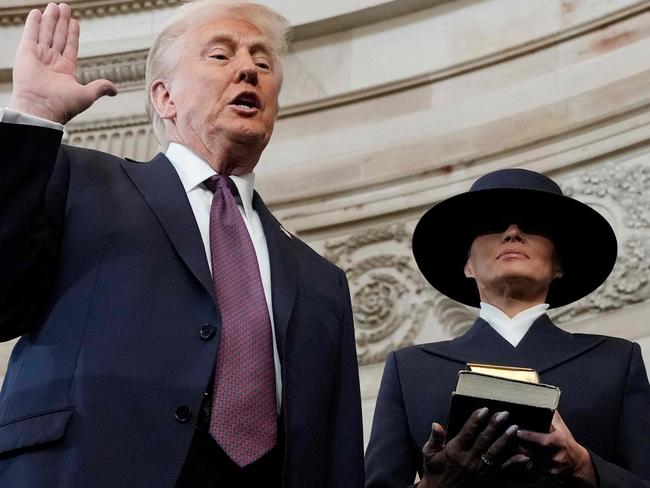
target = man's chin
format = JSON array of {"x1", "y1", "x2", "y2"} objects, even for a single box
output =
[{"x1": 222, "y1": 125, "x2": 271, "y2": 146}]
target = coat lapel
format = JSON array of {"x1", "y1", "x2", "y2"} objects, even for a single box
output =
[
  {"x1": 514, "y1": 314, "x2": 605, "y2": 373},
  {"x1": 120, "y1": 154, "x2": 216, "y2": 304},
  {"x1": 420, "y1": 319, "x2": 527, "y2": 367},
  {"x1": 253, "y1": 192, "x2": 298, "y2": 359},
  {"x1": 421, "y1": 315, "x2": 605, "y2": 375}
]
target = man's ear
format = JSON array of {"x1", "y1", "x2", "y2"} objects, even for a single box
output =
[
  {"x1": 150, "y1": 79, "x2": 176, "y2": 120},
  {"x1": 464, "y1": 260, "x2": 474, "y2": 278}
]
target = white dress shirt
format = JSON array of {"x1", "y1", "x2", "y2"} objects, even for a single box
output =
[
  {"x1": 479, "y1": 302, "x2": 549, "y2": 347},
  {"x1": 0, "y1": 108, "x2": 282, "y2": 410}
]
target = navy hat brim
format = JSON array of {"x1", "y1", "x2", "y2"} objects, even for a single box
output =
[{"x1": 412, "y1": 186, "x2": 618, "y2": 308}]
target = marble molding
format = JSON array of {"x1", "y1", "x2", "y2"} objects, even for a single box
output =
[
  {"x1": 3, "y1": 0, "x2": 650, "y2": 106},
  {"x1": 324, "y1": 223, "x2": 438, "y2": 366},
  {"x1": 75, "y1": 50, "x2": 148, "y2": 89},
  {"x1": 64, "y1": 114, "x2": 160, "y2": 162},
  {"x1": 0, "y1": 0, "x2": 181, "y2": 26},
  {"x1": 551, "y1": 162, "x2": 650, "y2": 324}
]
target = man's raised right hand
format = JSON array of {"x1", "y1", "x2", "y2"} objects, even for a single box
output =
[{"x1": 9, "y1": 3, "x2": 117, "y2": 124}]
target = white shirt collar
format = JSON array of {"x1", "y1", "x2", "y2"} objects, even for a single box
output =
[
  {"x1": 479, "y1": 302, "x2": 549, "y2": 347},
  {"x1": 165, "y1": 143, "x2": 256, "y2": 218}
]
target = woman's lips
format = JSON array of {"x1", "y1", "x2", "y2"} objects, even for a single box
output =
[{"x1": 497, "y1": 250, "x2": 529, "y2": 259}]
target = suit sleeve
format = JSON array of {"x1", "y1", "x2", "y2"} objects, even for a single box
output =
[
  {"x1": 365, "y1": 351, "x2": 420, "y2": 488},
  {"x1": 0, "y1": 122, "x2": 68, "y2": 341},
  {"x1": 326, "y1": 271, "x2": 365, "y2": 488},
  {"x1": 590, "y1": 342, "x2": 650, "y2": 487}
]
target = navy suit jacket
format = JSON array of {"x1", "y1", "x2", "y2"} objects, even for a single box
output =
[
  {"x1": 365, "y1": 315, "x2": 650, "y2": 487},
  {"x1": 0, "y1": 122, "x2": 364, "y2": 487}
]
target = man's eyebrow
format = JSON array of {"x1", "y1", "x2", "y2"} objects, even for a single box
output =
[
  {"x1": 202, "y1": 32, "x2": 237, "y2": 51},
  {"x1": 201, "y1": 32, "x2": 274, "y2": 56}
]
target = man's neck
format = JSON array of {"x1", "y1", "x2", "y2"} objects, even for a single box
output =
[{"x1": 168, "y1": 134, "x2": 263, "y2": 176}]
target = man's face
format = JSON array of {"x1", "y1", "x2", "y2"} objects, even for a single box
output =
[
  {"x1": 162, "y1": 15, "x2": 280, "y2": 167},
  {"x1": 464, "y1": 224, "x2": 561, "y2": 300}
]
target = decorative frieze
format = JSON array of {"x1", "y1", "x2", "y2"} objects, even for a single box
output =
[
  {"x1": 324, "y1": 223, "x2": 439, "y2": 366},
  {"x1": 76, "y1": 50, "x2": 148, "y2": 89},
  {"x1": 65, "y1": 114, "x2": 159, "y2": 160},
  {"x1": 551, "y1": 162, "x2": 650, "y2": 323},
  {"x1": 0, "y1": 0, "x2": 181, "y2": 26}
]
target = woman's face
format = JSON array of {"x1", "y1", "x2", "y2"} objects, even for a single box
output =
[{"x1": 464, "y1": 224, "x2": 562, "y2": 302}]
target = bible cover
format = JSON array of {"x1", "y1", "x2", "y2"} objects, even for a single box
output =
[{"x1": 446, "y1": 370, "x2": 560, "y2": 440}]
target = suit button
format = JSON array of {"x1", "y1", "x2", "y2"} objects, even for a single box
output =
[
  {"x1": 175, "y1": 405, "x2": 192, "y2": 423},
  {"x1": 199, "y1": 324, "x2": 216, "y2": 341}
]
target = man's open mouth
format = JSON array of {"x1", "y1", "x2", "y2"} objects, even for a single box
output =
[{"x1": 229, "y1": 92, "x2": 261, "y2": 110}]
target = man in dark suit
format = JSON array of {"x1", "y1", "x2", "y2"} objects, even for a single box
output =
[
  {"x1": 365, "y1": 169, "x2": 650, "y2": 487},
  {"x1": 0, "y1": 2, "x2": 364, "y2": 487}
]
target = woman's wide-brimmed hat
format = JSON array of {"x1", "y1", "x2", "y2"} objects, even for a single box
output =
[{"x1": 412, "y1": 168, "x2": 617, "y2": 308}]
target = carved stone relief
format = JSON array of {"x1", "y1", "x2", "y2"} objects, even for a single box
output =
[
  {"x1": 0, "y1": 0, "x2": 182, "y2": 26},
  {"x1": 65, "y1": 114, "x2": 159, "y2": 160},
  {"x1": 76, "y1": 50, "x2": 148, "y2": 89},
  {"x1": 324, "y1": 224, "x2": 432, "y2": 365},
  {"x1": 551, "y1": 161, "x2": 650, "y2": 323}
]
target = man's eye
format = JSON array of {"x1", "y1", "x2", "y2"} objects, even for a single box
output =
[
  {"x1": 256, "y1": 62, "x2": 270, "y2": 70},
  {"x1": 210, "y1": 54, "x2": 228, "y2": 60}
]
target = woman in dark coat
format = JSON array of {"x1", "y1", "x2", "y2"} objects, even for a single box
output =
[{"x1": 365, "y1": 169, "x2": 650, "y2": 488}]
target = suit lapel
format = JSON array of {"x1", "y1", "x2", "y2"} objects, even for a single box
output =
[
  {"x1": 515, "y1": 314, "x2": 605, "y2": 373},
  {"x1": 421, "y1": 315, "x2": 606, "y2": 374},
  {"x1": 120, "y1": 154, "x2": 216, "y2": 304},
  {"x1": 421, "y1": 319, "x2": 527, "y2": 367},
  {"x1": 253, "y1": 192, "x2": 298, "y2": 360}
]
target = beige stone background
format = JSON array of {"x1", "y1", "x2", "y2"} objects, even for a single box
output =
[{"x1": 1, "y1": 0, "x2": 650, "y2": 445}]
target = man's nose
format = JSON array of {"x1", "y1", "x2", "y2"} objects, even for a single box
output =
[
  {"x1": 502, "y1": 224, "x2": 525, "y2": 242},
  {"x1": 235, "y1": 54, "x2": 258, "y2": 86}
]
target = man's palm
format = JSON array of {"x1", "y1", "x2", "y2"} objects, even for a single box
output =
[{"x1": 10, "y1": 3, "x2": 116, "y2": 124}]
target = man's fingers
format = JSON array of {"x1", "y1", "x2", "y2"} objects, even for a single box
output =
[
  {"x1": 22, "y1": 9, "x2": 42, "y2": 44},
  {"x1": 62, "y1": 17, "x2": 80, "y2": 63},
  {"x1": 39, "y1": 3, "x2": 59, "y2": 48},
  {"x1": 52, "y1": 3, "x2": 71, "y2": 53},
  {"x1": 454, "y1": 407, "x2": 489, "y2": 450}
]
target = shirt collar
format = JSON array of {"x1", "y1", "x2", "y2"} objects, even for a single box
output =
[
  {"x1": 479, "y1": 302, "x2": 549, "y2": 347},
  {"x1": 165, "y1": 143, "x2": 256, "y2": 217}
]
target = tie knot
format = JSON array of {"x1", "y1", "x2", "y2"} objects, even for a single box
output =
[{"x1": 204, "y1": 175, "x2": 238, "y2": 196}]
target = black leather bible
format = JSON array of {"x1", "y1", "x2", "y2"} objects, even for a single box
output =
[{"x1": 446, "y1": 370, "x2": 560, "y2": 439}]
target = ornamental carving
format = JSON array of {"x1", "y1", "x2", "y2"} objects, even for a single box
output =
[
  {"x1": 76, "y1": 50, "x2": 148, "y2": 89},
  {"x1": 325, "y1": 223, "x2": 439, "y2": 365},
  {"x1": 551, "y1": 236, "x2": 650, "y2": 323},
  {"x1": 551, "y1": 162, "x2": 650, "y2": 323},
  {"x1": 564, "y1": 163, "x2": 650, "y2": 229},
  {"x1": 0, "y1": 0, "x2": 182, "y2": 26},
  {"x1": 64, "y1": 114, "x2": 158, "y2": 160}
]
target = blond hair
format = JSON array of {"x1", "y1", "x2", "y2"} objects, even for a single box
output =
[{"x1": 145, "y1": 1, "x2": 291, "y2": 147}]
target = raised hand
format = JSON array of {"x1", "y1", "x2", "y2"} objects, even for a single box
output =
[
  {"x1": 418, "y1": 408, "x2": 518, "y2": 488},
  {"x1": 9, "y1": 3, "x2": 117, "y2": 124}
]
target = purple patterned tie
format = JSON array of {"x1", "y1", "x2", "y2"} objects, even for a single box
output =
[{"x1": 204, "y1": 175, "x2": 277, "y2": 467}]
